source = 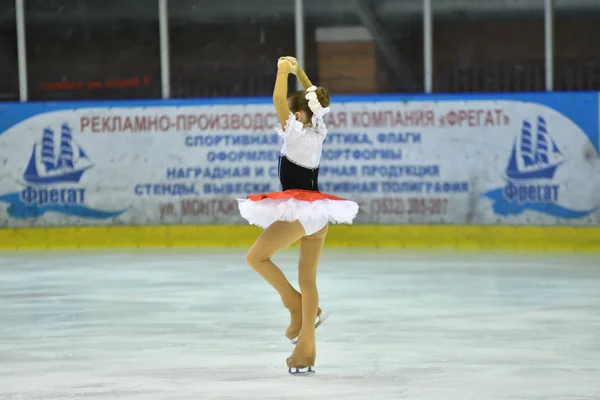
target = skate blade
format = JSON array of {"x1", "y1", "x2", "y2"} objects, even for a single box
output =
[
  {"x1": 288, "y1": 366, "x2": 315, "y2": 376},
  {"x1": 315, "y1": 311, "x2": 331, "y2": 329},
  {"x1": 290, "y1": 311, "x2": 331, "y2": 345}
]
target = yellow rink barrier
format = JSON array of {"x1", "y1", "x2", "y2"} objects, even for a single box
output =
[{"x1": 0, "y1": 225, "x2": 599, "y2": 251}]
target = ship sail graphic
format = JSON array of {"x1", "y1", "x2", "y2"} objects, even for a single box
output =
[
  {"x1": 23, "y1": 124, "x2": 93, "y2": 185},
  {"x1": 506, "y1": 116, "x2": 565, "y2": 180}
]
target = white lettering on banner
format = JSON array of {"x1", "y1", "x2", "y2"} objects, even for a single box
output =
[{"x1": 1, "y1": 97, "x2": 597, "y2": 228}]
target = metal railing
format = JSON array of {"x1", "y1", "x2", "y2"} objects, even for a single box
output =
[{"x1": 4, "y1": 0, "x2": 577, "y2": 101}]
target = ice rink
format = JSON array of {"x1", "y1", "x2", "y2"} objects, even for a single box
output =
[{"x1": 1, "y1": 249, "x2": 599, "y2": 400}]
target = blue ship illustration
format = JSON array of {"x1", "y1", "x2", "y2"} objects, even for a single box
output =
[
  {"x1": 23, "y1": 124, "x2": 93, "y2": 185},
  {"x1": 481, "y1": 115, "x2": 595, "y2": 219},
  {"x1": 505, "y1": 116, "x2": 565, "y2": 180}
]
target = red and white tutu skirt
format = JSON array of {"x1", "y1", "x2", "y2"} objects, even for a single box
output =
[{"x1": 237, "y1": 189, "x2": 359, "y2": 236}]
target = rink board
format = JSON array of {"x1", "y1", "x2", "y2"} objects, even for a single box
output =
[
  {"x1": 0, "y1": 225, "x2": 599, "y2": 251},
  {"x1": 0, "y1": 92, "x2": 599, "y2": 249}
]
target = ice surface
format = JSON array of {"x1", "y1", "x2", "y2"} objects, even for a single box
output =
[{"x1": 0, "y1": 249, "x2": 599, "y2": 400}]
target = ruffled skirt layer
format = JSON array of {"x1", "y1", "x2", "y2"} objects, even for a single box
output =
[{"x1": 237, "y1": 189, "x2": 359, "y2": 236}]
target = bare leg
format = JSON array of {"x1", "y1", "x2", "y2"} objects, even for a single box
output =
[
  {"x1": 286, "y1": 223, "x2": 328, "y2": 368},
  {"x1": 246, "y1": 221, "x2": 307, "y2": 335}
]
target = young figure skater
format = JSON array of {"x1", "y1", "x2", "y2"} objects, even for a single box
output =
[{"x1": 237, "y1": 56, "x2": 359, "y2": 375}]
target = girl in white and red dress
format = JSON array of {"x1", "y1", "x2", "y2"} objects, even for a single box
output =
[{"x1": 237, "y1": 56, "x2": 359, "y2": 375}]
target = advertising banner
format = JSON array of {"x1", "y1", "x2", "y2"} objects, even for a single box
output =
[{"x1": 0, "y1": 93, "x2": 598, "y2": 227}]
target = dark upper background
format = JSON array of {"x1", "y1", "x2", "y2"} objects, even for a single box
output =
[{"x1": 1, "y1": 0, "x2": 599, "y2": 101}]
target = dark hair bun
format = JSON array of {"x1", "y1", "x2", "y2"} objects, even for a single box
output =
[{"x1": 316, "y1": 87, "x2": 331, "y2": 108}]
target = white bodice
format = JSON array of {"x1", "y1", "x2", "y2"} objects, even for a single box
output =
[{"x1": 276, "y1": 113, "x2": 328, "y2": 169}]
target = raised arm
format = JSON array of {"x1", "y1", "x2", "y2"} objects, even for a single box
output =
[
  {"x1": 273, "y1": 60, "x2": 292, "y2": 128},
  {"x1": 295, "y1": 66, "x2": 313, "y2": 91},
  {"x1": 279, "y1": 56, "x2": 312, "y2": 90}
]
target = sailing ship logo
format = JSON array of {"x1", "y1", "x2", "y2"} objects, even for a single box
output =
[
  {"x1": 482, "y1": 116, "x2": 595, "y2": 219},
  {"x1": 24, "y1": 124, "x2": 93, "y2": 184},
  {"x1": 505, "y1": 117, "x2": 565, "y2": 181},
  {"x1": 0, "y1": 123, "x2": 127, "y2": 219}
]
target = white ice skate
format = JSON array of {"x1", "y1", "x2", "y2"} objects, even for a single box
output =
[
  {"x1": 289, "y1": 310, "x2": 331, "y2": 345},
  {"x1": 288, "y1": 366, "x2": 315, "y2": 376}
]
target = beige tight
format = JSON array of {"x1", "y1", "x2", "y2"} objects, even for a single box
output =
[{"x1": 246, "y1": 220, "x2": 328, "y2": 368}]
